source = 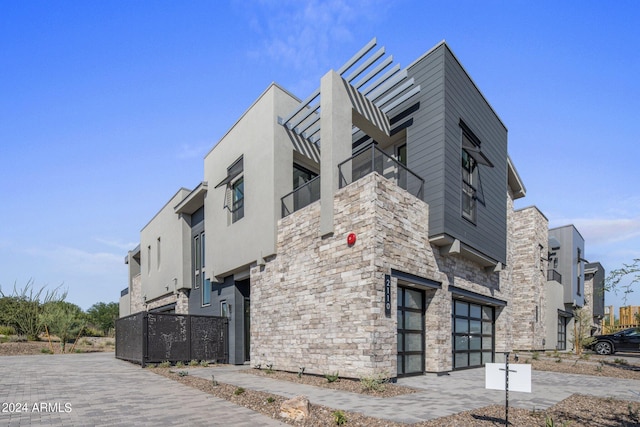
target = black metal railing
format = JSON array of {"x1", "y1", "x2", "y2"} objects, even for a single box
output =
[
  {"x1": 547, "y1": 269, "x2": 562, "y2": 283},
  {"x1": 338, "y1": 143, "x2": 424, "y2": 199},
  {"x1": 281, "y1": 175, "x2": 321, "y2": 218}
]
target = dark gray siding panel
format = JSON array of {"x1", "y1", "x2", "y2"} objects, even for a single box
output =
[
  {"x1": 401, "y1": 45, "x2": 447, "y2": 234},
  {"x1": 441, "y1": 46, "x2": 508, "y2": 264}
]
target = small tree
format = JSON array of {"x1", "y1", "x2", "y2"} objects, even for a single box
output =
[
  {"x1": 571, "y1": 307, "x2": 596, "y2": 356},
  {"x1": 86, "y1": 302, "x2": 119, "y2": 336},
  {"x1": 606, "y1": 258, "x2": 640, "y2": 304},
  {"x1": 0, "y1": 280, "x2": 67, "y2": 340},
  {"x1": 39, "y1": 301, "x2": 85, "y2": 353}
]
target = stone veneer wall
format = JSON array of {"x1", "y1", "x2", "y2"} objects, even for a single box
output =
[
  {"x1": 129, "y1": 273, "x2": 144, "y2": 315},
  {"x1": 509, "y1": 205, "x2": 549, "y2": 350},
  {"x1": 144, "y1": 291, "x2": 189, "y2": 314},
  {"x1": 251, "y1": 172, "x2": 511, "y2": 376}
]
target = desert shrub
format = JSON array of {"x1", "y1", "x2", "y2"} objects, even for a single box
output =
[
  {"x1": 189, "y1": 359, "x2": 199, "y2": 366},
  {"x1": 0, "y1": 325, "x2": 16, "y2": 335},
  {"x1": 177, "y1": 370, "x2": 189, "y2": 377},
  {"x1": 81, "y1": 326, "x2": 104, "y2": 337},
  {"x1": 175, "y1": 361, "x2": 185, "y2": 368},
  {"x1": 333, "y1": 410, "x2": 348, "y2": 425},
  {"x1": 360, "y1": 373, "x2": 389, "y2": 393},
  {"x1": 40, "y1": 348, "x2": 53, "y2": 354},
  {"x1": 233, "y1": 387, "x2": 245, "y2": 395},
  {"x1": 532, "y1": 351, "x2": 540, "y2": 360},
  {"x1": 325, "y1": 372, "x2": 340, "y2": 383},
  {"x1": 199, "y1": 360, "x2": 209, "y2": 367},
  {"x1": 159, "y1": 360, "x2": 171, "y2": 368}
]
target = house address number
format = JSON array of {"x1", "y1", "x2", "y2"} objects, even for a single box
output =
[{"x1": 384, "y1": 274, "x2": 391, "y2": 317}]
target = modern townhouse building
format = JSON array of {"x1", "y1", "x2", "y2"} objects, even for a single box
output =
[
  {"x1": 584, "y1": 262, "x2": 606, "y2": 334},
  {"x1": 119, "y1": 38, "x2": 596, "y2": 378}
]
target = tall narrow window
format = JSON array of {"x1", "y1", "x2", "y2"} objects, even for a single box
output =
[
  {"x1": 232, "y1": 177, "x2": 244, "y2": 222},
  {"x1": 461, "y1": 148, "x2": 477, "y2": 222},
  {"x1": 397, "y1": 144, "x2": 407, "y2": 166},
  {"x1": 147, "y1": 245, "x2": 151, "y2": 275},
  {"x1": 202, "y1": 278, "x2": 211, "y2": 306},
  {"x1": 156, "y1": 237, "x2": 161, "y2": 270},
  {"x1": 194, "y1": 235, "x2": 201, "y2": 289},
  {"x1": 215, "y1": 156, "x2": 244, "y2": 223}
]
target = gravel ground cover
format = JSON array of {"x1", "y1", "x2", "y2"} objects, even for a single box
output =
[
  {"x1": 4, "y1": 341, "x2": 640, "y2": 425},
  {"x1": 150, "y1": 352, "x2": 640, "y2": 426}
]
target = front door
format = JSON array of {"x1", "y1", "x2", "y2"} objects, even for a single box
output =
[{"x1": 397, "y1": 286, "x2": 425, "y2": 377}]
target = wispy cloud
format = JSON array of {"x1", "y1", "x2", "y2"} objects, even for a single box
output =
[
  {"x1": 24, "y1": 245, "x2": 123, "y2": 276},
  {"x1": 94, "y1": 238, "x2": 139, "y2": 252},
  {"x1": 244, "y1": 0, "x2": 388, "y2": 72},
  {"x1": 550, "y1": 216, "x2": 640, "y2": 246},
  {"x1": 177, "y1": 142, "x2": 212, "y2": 160}
]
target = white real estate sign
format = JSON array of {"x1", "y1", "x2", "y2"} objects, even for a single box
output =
[{"x1": 485, "y1": 363, "x2": 532, "y2": 393}]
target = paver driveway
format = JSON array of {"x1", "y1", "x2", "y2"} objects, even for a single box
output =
[{"x1": 0, "y1": 352, "x2": 285, "y2": 427}]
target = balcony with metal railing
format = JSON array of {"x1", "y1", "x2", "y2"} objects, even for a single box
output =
[
  {"x1": 547, "y1": 269, "x2": 562, "y2": 284},
  {"x1": 338, "y1": 143, "x2": 424, "y2": 199},
  {"x1": 281, "y1": 175, "x2": 321, "y2": 218}
]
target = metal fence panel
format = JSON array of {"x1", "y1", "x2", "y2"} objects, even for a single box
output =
[
  {"x1": 115, "y1": 312, "x2": 144, "y2": 363},
  {"x1": 146, "y1": 313, "x2": 190, "y2": 363},
  {"x1": 115, "y1": 312, "x2": 228, "y2": 366},
  {"x1": 190, "y1": 315, "x2": 229, "y2": 363}
]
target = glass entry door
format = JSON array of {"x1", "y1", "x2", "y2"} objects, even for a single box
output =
[
  {"x1": 453, "y1": 300, "x2": 494, "y2": 369},
  {"x1": 397, "y1": 287, "x2": 425, "y2": 377}
]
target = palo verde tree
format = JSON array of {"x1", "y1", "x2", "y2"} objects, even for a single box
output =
[
  {"x1": 0, "y1": 280, "x2": 67, "y2": 340},
  {"x1": 39, "y1": 301, "x2": 85, "y2": 353},
  {"x1": 606, "y1": 258, "x2": 640, "y2": 304}
]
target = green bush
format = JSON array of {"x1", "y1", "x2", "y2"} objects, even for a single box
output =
[
  {"x1": 233, "y1": 387, "x2": 245, "y2": 395},
  {"x1": 360, "y1": 374, "x2": 389, "y2": 393},
  {"x1": 189, "y1": 359, "x2": 199, "y2": 366},
  {"x1": 0, "y1": 325, "x2": 16, "y2": 335},
  {"x1": 81, "y1": 326, "x2": 104, "y2": 337},
  {"x1": 333, "y1": 410, "x2": 348, "y2": 425},
  {"x1": 159, "y1": 360, "x2": 171, "y2": 368},
  {"x1": 325, "y1": 372, "x2": 340, "y2": 383}
]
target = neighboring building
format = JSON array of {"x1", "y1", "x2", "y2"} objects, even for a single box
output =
[
  {"x1": 546, "y1": 225, "x2": 586, "y2": 351},
  {"x1": 584, "y1": 262, "x2": 605, "y2": 334},
  {"x1": 119, "y1": 38, "x2": 599, "y2": 377}
]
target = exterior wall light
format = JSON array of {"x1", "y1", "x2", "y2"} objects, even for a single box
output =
[{"x1": 347, "y1": 232, "x2": 357, "y2": 246}]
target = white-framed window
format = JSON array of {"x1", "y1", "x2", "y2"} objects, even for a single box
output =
[
  {"x1": 221, "y1": 300, "x2": 230, "y2": 318},
  {"x1": 193, "y1": 232, "x2": 204, "y2": 289}
]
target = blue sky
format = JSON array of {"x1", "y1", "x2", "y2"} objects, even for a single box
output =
[{"x1": 1, "y1": 1, "x2": 638, "y2": 313}]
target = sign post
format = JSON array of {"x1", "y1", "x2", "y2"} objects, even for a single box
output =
[{"x1": 485, "y1": 353, "x2": 531, "y2": 426}]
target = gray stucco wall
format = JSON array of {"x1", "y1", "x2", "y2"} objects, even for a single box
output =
[
  {"x1": 140, "y1": 188, "x2": 192, "y2": 303},
  {"x1": 549, "y1": 225, "x2": 585, "y2": 307}
]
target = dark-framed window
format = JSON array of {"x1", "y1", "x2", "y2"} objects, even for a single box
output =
[
  {"x1": 397, "y1": 144, "x2": 407, "y2": 167},
  {"x1": 202, "y1": 278, "x2": 211, "y2": 306},
  {"x1": 293, "y1": 163, "x2": 318, "y2": 188},
  {"x1": 557, "y1": 316, "x2": 567, "y2": 350},
  {"x1": 461, "y1": 147, "x2": 477, "y2": 222},
  {"x1": 232, "y1": 177, "x2": 244, "y2": 222}
]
